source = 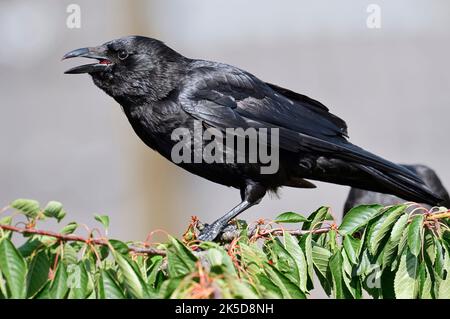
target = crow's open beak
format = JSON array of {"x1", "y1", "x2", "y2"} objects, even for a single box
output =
[{"x1": 62, "y1": 47, "x2": 112, "y2": 74}]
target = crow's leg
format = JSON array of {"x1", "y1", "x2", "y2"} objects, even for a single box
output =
[{"x1": 198, "y1": 182, "x2": 266, "y2": 241}]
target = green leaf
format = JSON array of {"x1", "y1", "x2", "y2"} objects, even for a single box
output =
[
  {"x1": 147, "y1": 256, "x2": 164, "y2": 287},
  {"x1": 311, "y1": 243, "x2": 332, "y2": 278},
  {"x1": 256, "y1": 273, "x2": 282, "y2": 298},
  {"x1": 48, "y1": 263, "x2": 69, "y2": 299},
  {"x1": 0, "y1": 238, "x2": 27, "y2": 298},
  {"x1": 18, "y1": 237, "x2": 44, "y2": 258},
  {"x1": 43, "y1": 201, "x2": 66, "y2": 222},
  {"x1": 264, "y1": 264, "x2": 306, "y2": 299},
  {"x1": 408, "y1": 214, "x2": 424, "y2": 257},
  {"x1": 382, "y1": 239, "x2": 399, "y2": 270},
  {"x1": 394, "y1": 248, "x2": 420, "y2": 298},
  {"x1": 98, "y1": 269, "x2": 125, "y2": 299},
  {"x1": 343, "y1": 236, "x2": 358, "y2": 265},
  {"x1": 302, "y1": 206, "x2": 330, "y2": 230},
  {"x1": 382, "y1": 214, "x2": 409, "y2": 271},
  {"x1": 283, "y1": 232, "x2": 308, "y2": 291},
  {"x1": 11, "y1": 199, "x2": 40, "y2": 218},
  {"x1": 60, "y1": 222, "x2": 78, "y2": 235},
  {"x1": 303, "y1": 233, "x2": 314, "y2": 289},
  {"x1": 275, "y1": 212, "x2": 309, "y2": 224},
  {"x1": 67, "y1": 263, "x2": 91, "y2": 299},
  {"x1": 229, "y1": 278, "x2": 260, "y2": 299},
  {"x1": 166, "y1": 236, "x2": 196, "y2": 277},
  {"x1": 368, "y1": 205, "x2": 407, "y2": 254},
  {"x1": 206, "y1": 248, "x2": 223, "y2": 267},
  {"x1": 424, "y1": 231, "x2": 435, "y2": 265},
  {"x1": 434, "y1": 238, "x2": 445, "y2": 279},
  {"x1": 390, "y1": 213, "x2": 409, "y2": 243},
  {"x1": 26, "y1": 250, "x2": 50, "y2": 298},
  {"x1": 339, "y1": 204, "x2": 383, "y2": 236},
  {"x1": 0, "y1": 216, "x2": 12, "y2": 226},
  {"x1": 419, "y1": 263, "x2": 433, "y2": 299},
  {"x1": 329, "y1": 250, "x2": 344, "y2": 299},
  {"x1": 62, "y1": 244, "x2": 78, "y2": 265},
  {"x1": 438, "y1": 270, "x2": 450, "y2": 298},
  {"x1": 112, "y1": 250, "x2": 148, "y2": 298},
  {"x1": 109, "y1": 239, "x2": 129, "y2": 255},
  {"x1": 94, "y1": 214, "x2": 110, "y2": 229}
]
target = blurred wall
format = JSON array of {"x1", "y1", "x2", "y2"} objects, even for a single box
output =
[{"x1": 0, "y1": 0, "x2": 449, "y2": 244}]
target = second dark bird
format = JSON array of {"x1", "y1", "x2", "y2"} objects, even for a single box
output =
[{"x1": 63, "y1": 36, "x2": 443, "y2": 240}]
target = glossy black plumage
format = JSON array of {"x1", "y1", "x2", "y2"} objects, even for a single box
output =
[
  {"x1": 344, "y1": 164, "x2": 450, "y2": 214},
  {"x1": 63, "y1": 36, "x2": 443, "y2": 240}
]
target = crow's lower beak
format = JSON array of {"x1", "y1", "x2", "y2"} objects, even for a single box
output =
[{"x1": 62, "y1": 47, "x2": 112, "y2": 74}]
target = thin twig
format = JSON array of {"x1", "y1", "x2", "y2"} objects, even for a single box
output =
[
  {"x1": 0, "y1": 224, "x2": 166, "y2": 256},
  {"x1": 426, "y1": 211, "x2": 450, "y2": 220}
]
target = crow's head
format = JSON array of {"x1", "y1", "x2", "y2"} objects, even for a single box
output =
[{"x1": 63, "y1": 36, "x2": 187, "y2": 101}]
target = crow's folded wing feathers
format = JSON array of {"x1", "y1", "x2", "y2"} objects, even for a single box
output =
[{"x1": 178, "y1": 66, "x2": 422, "y2": 183}]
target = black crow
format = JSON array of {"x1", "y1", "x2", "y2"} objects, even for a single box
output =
[
  {"x1": 63, "y1": 36, "x2": 443, "y2": 241},
  {"x1": 344, "y1": 164, "x2": 450, "y2": 214}
]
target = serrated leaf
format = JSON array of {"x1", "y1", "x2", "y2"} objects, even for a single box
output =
[
  {"x1": 255, "y1": 273, "x2": 281, "y2": 298},
  {"x1": 394, "y1": 248, "x2": 420, "y2": 299},
  {"x1": 60, "y1": 222, "x2": 78, "y2": 235},
  {"x1": 283, "y1": 232, "x2": 308, "y2": 291},
  {"x1": 112, "y1": 250, "x2": 148, "y2": 298},
  {"x1": 434, "y1": 238, "x2": 445, "y2": 279},
  {"x1": 424, "y1": 231, "x2": 435, "y2": 265},
  {"x1": 419, "y1": 263, "x2": 433, "y2": 299},
  {"x1": 339, "y1": 204, "x2": 383, "y2": 236},
  {"x1": 43, "y1": 201, "x2": 65, "y2": 222},
  {"x1": 275, "y1": 212, "x2": 309, "y2": 224},
  {"x1": 304, "y1": 234, "x2": 314, "y2": 282},
  {"x1": 48, "y1": 263, "x2": 68, "y2": 299},
  {"x1": 67, "y1": 263, "x2": 91, "y2": 299},
  {"x1": 382, "y1": 239, "x2": 398, "y2": 270},
  {"x1": 206, "y1": 248, "x2": 223, "y2": 267},
  {"x1": 98, "y1": 269, "x2": 125, "y2": 299},
  {"x1": 229, "y1": 279, "x2": 259, "y2": 299},
  {"x1": 369, "y1": 205, "x2": 407, "y2": 254},
  {"x1": 264, "y1": 264, "x2": 306, "y2": 299},
  {"x1": 0, "y1": 216, "x2": 12, "y2": 226},
  {"x1": 26, "y1": 250, "x2": 50, "y2": 298},
  {"x1": 408, "y1": 214, "x2": 424, "y2": 257},
  {"x1": 438, "y1": 271, "x2": 450, "y2": 298},
  {"x1": 0, "y1": 238, "x2": 27, "y2": 298},
  {"x1": 94, "y1": 214, "x2": 110, "y2": 229},
  {"x1": 62, "y1": 244, "x2": 78, "y2": 265},
  {"x1": 302, "y1": 206, "x2": 330, "y2": 230},
  {"x1": 390, "y1": 214, "x2": 409, "y2": 243},
  {"x1": 18, "y1": 237, "x2": 43, "y2": 258},
  {"x1": 329, "y1": 250, "x2": 344, "y2": 299},
  {"x1": 343, "y1": 236, "x2": 358, "y2": 265},
  {"x1": 147, "y1": 256, "x2": 164, "y2": 287},
  {"x1": 166, "y1": 236, "x2": 196, "y2": 277},
  {"x1": 311, "y1": 243, "x2": 332, "y2": 278},
  {"x1": 11, "y1": 199, "x2": 40, "y2": 218},
  {"x1": 109, "y1": 239, "x2": 129, "y2": 255}
]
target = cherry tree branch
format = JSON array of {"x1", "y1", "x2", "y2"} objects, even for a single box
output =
[{"x1": 0, "y1": 224, "x2": 166, "y2": 256}]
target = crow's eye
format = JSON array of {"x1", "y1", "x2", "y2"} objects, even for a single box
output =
[{"x1": 118, "y1": 50, "x2": 129, "y2": 60}]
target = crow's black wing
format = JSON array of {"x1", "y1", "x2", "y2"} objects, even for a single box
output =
[
  {"x1": 178, "y1": 64, "x2": 421, "y2": 182},
  {"x1": 265, "y1": 82, "x2": 348, "y2": 137}
]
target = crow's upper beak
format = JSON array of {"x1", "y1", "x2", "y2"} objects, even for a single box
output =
[{"x1": 62, "y1": 47, "x2": 112, "y2": 74}]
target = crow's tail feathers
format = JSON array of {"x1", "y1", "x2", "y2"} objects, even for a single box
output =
[{"x1": 356, "y1": 164, "x2": 443, "y2": 206}]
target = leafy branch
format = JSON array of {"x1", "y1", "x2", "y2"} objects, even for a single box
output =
[{"x1": 0, "y1": 199, "x2": 449, "y2": 299}]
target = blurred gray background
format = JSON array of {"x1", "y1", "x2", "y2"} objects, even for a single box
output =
[{"x1": 1, "y1": 1, "x2": 449, "y2": 246}]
